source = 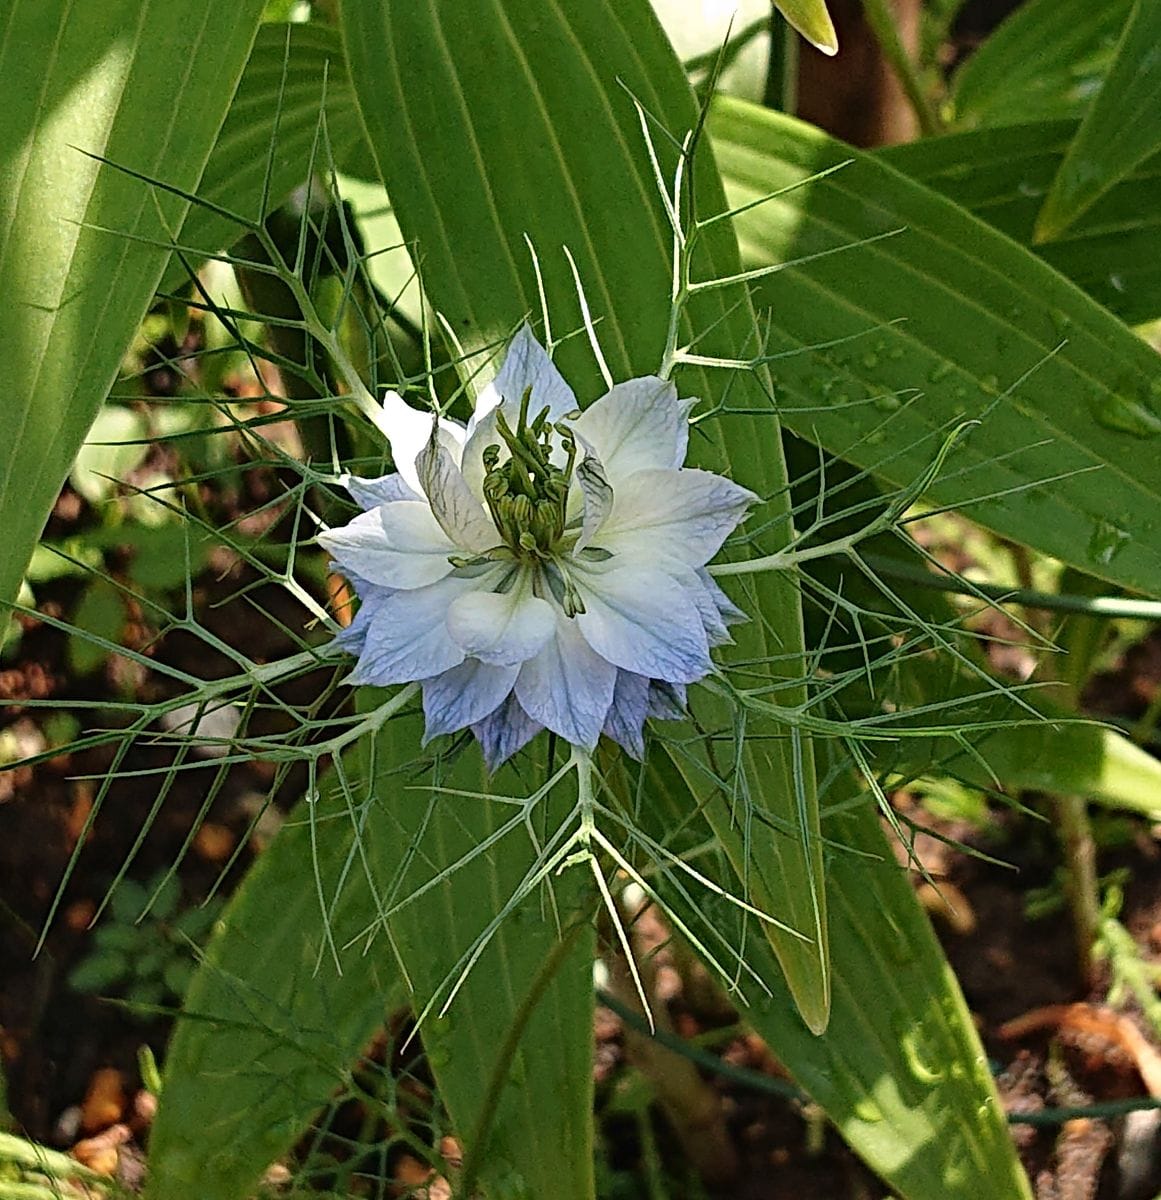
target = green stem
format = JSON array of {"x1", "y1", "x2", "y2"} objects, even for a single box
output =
[
  {"x1": 764, "y1": 15, "x2": 800, "y2": 113},
  {"x1": 862, "y1": 553, "x2": 1161, "y2": 621},
  {"x1": 861, "y1": 0, "x2": 942, "y2": 136},
  {"x1": 1057, "y1": 795, "x2": 1100, "y2": 986}
]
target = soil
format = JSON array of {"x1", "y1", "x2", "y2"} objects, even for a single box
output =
[
  {"x1": 6, "y1": 467, "x2": 1161, "y2": 1200},
  {"x1": 2, "y1": 5, "x2": 1152, "y2": 1197}
]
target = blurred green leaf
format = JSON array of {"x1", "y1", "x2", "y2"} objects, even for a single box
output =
[
  {"x1": 878, "y1": 121, "x2": 1161, "y2": 326},
  {"x1": 68, "y1": 406, "x2": 150, "y2": 506},
  {"x1": 772, "y1": 0, "x2": 837, "y2": 56},
  {"x1": 69, "y1": 952, "x2": 129, "y2": 994},
  {"x1": 94, "y1": 925, "x2": 142, "y2": 954},
  {"x1": 951, "y1": 0, "x2": 1132, "y2": 129},
  {"x1": 110, "y1": 878, "x2": 150, "y2": 924},
  {"x1": 66, "y1": 579, "x2": 124, "y2": 676},
  {"x1": 0, "y1": 0, "x2": 266, "y2": 612},
  {"x1": 1034, "y1": 0, "x2": 1161, "y2": 242},
  {"x1": 711, "y1": 97, "x2": 1161, "y2": 598}
]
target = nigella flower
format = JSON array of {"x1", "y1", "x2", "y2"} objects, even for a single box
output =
[{"x1": 320, "y1": 326, "x2": 754, "y2": 769}]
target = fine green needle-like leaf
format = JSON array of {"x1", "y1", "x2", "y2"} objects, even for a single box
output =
[
  {"x1": 642, "y1": 754, "x2": 1033, "y2": 1200},
  {"x1": 159, "y1": 23, "x2": 372, "y2": 296},
  {"x1": 0, "y1": 1, "x2": 265, "y2": 614},
  {"x1": 1033, "y1": 0, "x2": 1161, "y2": 242}
]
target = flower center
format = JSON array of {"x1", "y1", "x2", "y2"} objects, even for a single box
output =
[{"x1": 482, "y1": 386, "x2": 577, "y2": 562}]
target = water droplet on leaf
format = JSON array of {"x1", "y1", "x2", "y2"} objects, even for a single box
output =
[
  {"x1": 1090, "y1": 389, "x2": 1161, "y2": 438},
  {"x1": 1088, "y1": 519, "x2": 1130, "y2": 565}
]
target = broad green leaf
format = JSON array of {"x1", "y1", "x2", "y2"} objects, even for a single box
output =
[
  {"x1": 160, "y1": 23, "x2": 372, "y2": 297},
  {"x1": 710, "y1": 97, "x2": 1161, "y2": 599},
  {"x1": 149, "y1": 736, "x2": 596, "y2": 1200},
  {"x1": 642, "y1": 754, "x2": 1033, "y2": 1200},
  {"x1": 951, "y1": 0, "x2": 1132, "y2": 129},
  {"x1": 363, "y1": 712, "x2": 598, "y2": 1200},
  {"x1": 0, "y1": 1, "x2": 266, "y2": 614},
  {"x1": 1034, "y1": 0, "x2": 1161, "y2": 242},
  {"x1": 341, "y1": 0, "x2": 828, "y2": 1044},
  {"x1": 878, "y1": 121, "x2": 1161, "y2": 326},
  {"x1": 145, "y1": 773, "x2": 402, "y2": 1200}
]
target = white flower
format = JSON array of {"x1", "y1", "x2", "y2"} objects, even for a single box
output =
[{"x1": 320, "y1": 325, "x2": 754, "y2": 769}]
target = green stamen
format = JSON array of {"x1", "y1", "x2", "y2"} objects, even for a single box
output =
[{"x1": 482, "y1": 387, "x2": 577, "y2": 568}]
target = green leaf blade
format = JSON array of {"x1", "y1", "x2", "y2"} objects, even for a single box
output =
[
  {"x1": 0, "y1": 1, "x2": 265, "y2": 612},
  {"x1": 711, "y1": 97, "x2": 1161, "y2": 598},
  {"x1": 951, "y1": 0, "x2": 1132, "y2": 129},
  {"x1": 1034, "y1": 0, "x2": 1161, "y2": 241},
  {"x1": 878, "y1": 121, "x2": 1161, "y2": 326},
  {"x1": 644, "y1": 755, "x2": 1033, "y2": 1200},
  {"x1": 340, "y1": 0, "x2": 830, "y2": 1031}
]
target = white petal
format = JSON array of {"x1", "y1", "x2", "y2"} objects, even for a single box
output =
[
  {"x1": 417, "y1": 436, "x2": 498, "y2": 554},
  {"x1": 596, "y1": 468, "x2": 756, "y2": 567},
  {"x1": 574, "y1": 448, "x2": 613, "y2": 551},
  {"x1": 446, "y1": 583, "x2": 556, "y2": 666},
  {"x1": 515, "y1": 614, "x2": 616, "y2": 748},
  {"x1": 380, "y1": 390, "x2": 466, "y2": 496},
  {"x1": 602, "y1": 671, "x2": 651, "y2": 759},
  {"x1": 571, "y1": 557, "x2": 712, "y2": 683},
  {"x1": 345, "y1": 472, "x2": 419, "y2": 510},
  {"x1": 347, "y1": 570, "x2": 494, "y2": 685},
  {"x1": 469, "y1": 323, "x2": 577, "y2": 433},
  {"x1": 570, "y1": 376, "x2": 690, "y2": 481},
  {"x1": 320, "y1": 503, "x2": 457, "y2": 590},
  {"x1": 422, "y1": 659, "x2": 519, "y2": 739},
  {"x1": 319, "y1": 508, "x2": 440, "y2": 588},
  {"x1": 472, "y1": 694, "x2": 542, "y2": 770}
]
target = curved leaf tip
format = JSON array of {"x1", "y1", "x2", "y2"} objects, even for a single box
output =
[{"x1": 777, "y1": 0, "x2": 839, "y2": 56}]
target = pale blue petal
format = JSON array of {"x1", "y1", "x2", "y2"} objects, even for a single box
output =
[
  {"x1": 319, "y1": 503, "x2": 456, "y2": 591},
  {"x1": 647, "y1": 680, "x2": 687, "y2": 721},
  {"x1": 333, "y1": 579, "x2": 393, "y2": 656},
  {"x1": 602, "y1": 670, "x2": 650, "y2": 759},
  {"x1": 515, "y1": 614, "x2": 616, "y2": 748},
  {"x1": 572, "y1": 557, "x2": 712, "y2": 684},
  {"x1": 477, "y1": 323, "x2": 576, "y2": 428},
  {"x1": 694, "y1": 569, "x2": 747, "y2": 646},
  {"x1": 471, "y1": 694, "x2": 543, "y2": 771},
  {"x1": 596, "y1": 468, "x2": 756, "y2": 568},
  {"x1": 422, "y1": 659, "x2": 520, "y2": 740},
  {"x1": 348, "y1": 571, "x2": 496, "y2": 685},
  {"x1": 416, "y1": 437, "x2": 497, "y2": 553},
  {"x1": 697, "y1": 568, "x2": 747, "y2": 627},
  {"x1": 570, "y1": 376, "x2": 690, "y2": 482},
  {"x1": 445, "y1": 586, "x2": 556, "y2": 666},
  {"x1": 345, "y1": 472, "x2": 419, "y2": 510}
]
